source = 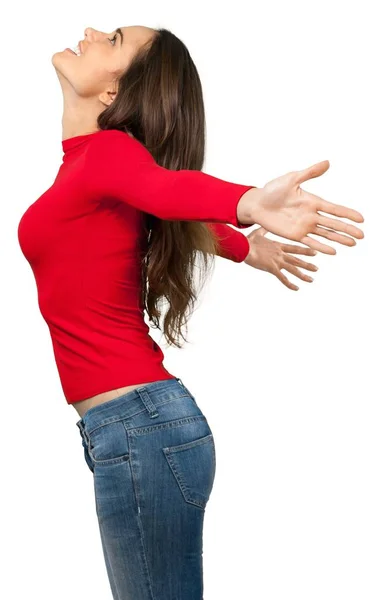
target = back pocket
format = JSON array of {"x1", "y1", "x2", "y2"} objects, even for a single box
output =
[{"x1": 163, "y1": 433, "x2": 216, "y2": 509}]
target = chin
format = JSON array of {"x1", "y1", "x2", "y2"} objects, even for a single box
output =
[
  {"x1": 51, "y1": 51, "x2": 62, "y2": 65},
  {"x1": 51, "y1": 56, "x2": 72, "y2": 86},
  {"x1": 51, "y1": 51, "x2": 70, "y2": 72},
  {"x1": 51, "y1": 49, "x2": 71, "y2": 62}
]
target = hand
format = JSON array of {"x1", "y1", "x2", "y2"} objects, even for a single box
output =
[
  {"x1": 237, "y1": 161, "x2": 364, "y2": 254},
  {"x1": 244, "y1": 227, "x2": 319, "y2": 291}
]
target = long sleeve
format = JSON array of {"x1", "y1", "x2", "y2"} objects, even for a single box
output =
[
  {"x1": 83, "y1": 129, "x2": 256, "y2": 229},
  {"x1": 206, "y1": 223, "x2": 250, "y2": 262}
]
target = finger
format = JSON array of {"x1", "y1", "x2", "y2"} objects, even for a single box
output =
[
  {"x1": 273, "y1": 268, "x2": 299, "y2": 291},
  {"x1": 295, "y1": 160, "x2": 330, "y2": 185},
  {"x1": 305, "y1": 191, "x2": 365, "y2": 224},
  {"x1": 312, "y1": 225, "x2": 356, "y2": 247},
  {"x1": 300, "y1": 235, "x2": 337, "y2": 255},
  {"x1": 280, "y1": 244, "x2": 317, "y2": 256},
  {"x1": 284, "y1": 254, "x2": 319, "y2": 272},
  {"x1": 317, "y1": 214, "x2": 364, "y2": 239},
  {"x1": 282, "y1": 262, "x2": 314, "y2": 283},
  {"x1": 318, "y1": 201, "x2": 364, "y2": 223}
]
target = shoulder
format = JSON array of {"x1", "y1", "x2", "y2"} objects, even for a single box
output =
[{"x1": 86, "y1": 129, "x2": 153, "y2": 163}]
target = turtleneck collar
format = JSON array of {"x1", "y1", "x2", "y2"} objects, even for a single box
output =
[{"x1": 62, "y1": 131, "x2": 102, "y2": 154}]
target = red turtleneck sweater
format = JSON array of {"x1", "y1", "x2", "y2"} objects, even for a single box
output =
[{"x1": 17, "y1": 129, "x2": 255, "y2": 403}]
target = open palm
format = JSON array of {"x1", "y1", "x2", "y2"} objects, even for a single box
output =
[
  {"x1": 248, "y1": 160, "x2": 364, "y2": 254},
  {"x1": 244, "y1": 226, "x2": 318, "y2": 291}
]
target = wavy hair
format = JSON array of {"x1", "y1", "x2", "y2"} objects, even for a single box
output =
[{"x1": 97, "y1": 28, "x2": 224, "y2": 347}]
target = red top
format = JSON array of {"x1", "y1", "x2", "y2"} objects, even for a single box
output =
[{"x1": 17, "y1": 129, "x2": 255, "y2": 403}]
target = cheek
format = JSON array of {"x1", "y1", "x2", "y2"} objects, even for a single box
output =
[
  {"x1": 81, "y1": 49, "x2": 113, "y2": 78},
  {"x1": 52, "y1": 49, "x2": 114, "y2": 96},
  {"x1": 71, "y1": 59, "x2": 111, "y2": 95}
]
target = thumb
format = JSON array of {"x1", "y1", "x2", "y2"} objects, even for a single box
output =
[
  {"x1": 247, "y1": 226, "x2": 267, "y2": 240},
  {"x1": 296, "y1": 159, "x2": 330, "y2": 185},
  {"x1": 255, "y1": 226, "x2": 268, "y2": 236}
]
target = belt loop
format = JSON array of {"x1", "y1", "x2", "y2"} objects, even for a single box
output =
[
  {"x1": 76, "y1": 420, "x2": 90, "y2": 446},
  {"x1": 136, "y1": 386, "x2": 159, "y2": 419}
]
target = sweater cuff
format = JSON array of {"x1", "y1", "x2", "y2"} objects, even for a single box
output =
[{"x1": 234, "y1": 186, "x2": 256, "y2": 229}]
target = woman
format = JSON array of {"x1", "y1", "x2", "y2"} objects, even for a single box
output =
[{"x1": 17, "y1": 25, "x2": 364, "y2": 600}]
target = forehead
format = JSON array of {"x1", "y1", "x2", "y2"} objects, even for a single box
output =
[{"x1": 120, "y1": 25, "x2": 156, "y2": 42}]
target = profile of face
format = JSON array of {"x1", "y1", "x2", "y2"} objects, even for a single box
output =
[{"x1": 52, "y1": 26, "x2": 156, "y2": 106}]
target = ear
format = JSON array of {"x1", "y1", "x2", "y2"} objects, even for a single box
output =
[{"x1": 98, "y1": 89, "x2": 117, "y2": 106}]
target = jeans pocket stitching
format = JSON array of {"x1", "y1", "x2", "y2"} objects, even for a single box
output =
[
  {"x1": 164, "y1": 433, "x2": 213, "y2": 454},
  {"x1": 87, "y1": 421, "x2": 130, "y2": 466},
  {"x1": 163, "y1": 434, "x2": 216, "y2": 510},
  {"x1": 87, "y1": 447, "x2": 130, "y2": 466}
]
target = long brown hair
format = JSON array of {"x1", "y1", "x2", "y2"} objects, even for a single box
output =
[{"x1": 97, "y1": 28, "x2": 224, "y2": 347}]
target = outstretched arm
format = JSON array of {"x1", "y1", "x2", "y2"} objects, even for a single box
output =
[
  {"x1": 83, "y1": 129, "x2": 256, "y2": 229},
  {"x1": 205, "y1": 223, "x2": 250, "y2": 262}
]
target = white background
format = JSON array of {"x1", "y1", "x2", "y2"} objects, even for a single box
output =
[{"x1": 1, "y1": 1, "x2": 375, "y2": 598}]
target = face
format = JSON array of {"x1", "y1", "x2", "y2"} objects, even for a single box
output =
[{"x1": 52, "y1": 26, "x2": 156, "y2": 105}]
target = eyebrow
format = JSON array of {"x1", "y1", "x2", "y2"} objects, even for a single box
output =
[{"x1": 116, "y1": 27, "x2": 124, "y2": 45}]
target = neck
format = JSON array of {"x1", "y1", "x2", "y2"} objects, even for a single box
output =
[{"x1": 60, "y1": 86, "x2": 102, "y2": 141}]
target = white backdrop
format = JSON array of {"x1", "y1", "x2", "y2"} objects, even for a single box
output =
[{"x1": 1, "y1": 1, "x2": 375, "y2": 599}]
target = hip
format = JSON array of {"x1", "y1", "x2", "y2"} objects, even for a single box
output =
[
  {"x1": 75, "y1": 376, "x2": 216, "y2": 598},
  {"x1": 76, "y1": 376, "x2": 216, "y2": 513}
]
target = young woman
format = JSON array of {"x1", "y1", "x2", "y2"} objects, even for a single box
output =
[{"x1": 17, "y1": 25, "x2": 364, "y2": 600}]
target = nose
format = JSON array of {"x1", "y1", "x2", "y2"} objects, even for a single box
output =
[
  {"x1": 84, "y1": 27, "x2": 106, "y2": 39},
  {"x1": 82, "y1": 27, "x2": 107, "y2": 49}
]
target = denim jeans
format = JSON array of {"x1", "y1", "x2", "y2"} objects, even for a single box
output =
[{"x1": 76, "y1": 376, "x2": 216, "y2": 600}]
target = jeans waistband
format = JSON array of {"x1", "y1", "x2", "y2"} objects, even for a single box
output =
[{"x1": 75, "y1": 377, "x2": 194, "y2": 439}]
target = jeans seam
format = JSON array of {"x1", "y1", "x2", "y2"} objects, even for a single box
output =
[
  {"x1": 127, "y1": 431, "x2": 156, "y2": 599},
  {"x1": 127, "y1": 414, "x2": 206, "y2": 437}
]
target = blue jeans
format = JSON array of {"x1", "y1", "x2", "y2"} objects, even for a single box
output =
[{"x1": 76, "y1": 377, "x2": 216, "y2": 600}]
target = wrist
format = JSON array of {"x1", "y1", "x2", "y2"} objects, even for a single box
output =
[
  {"x1": 237, "y1": 187, "x2": 263, "y2": 226},
  {"x1": 243, "y1": 242, "x2": 257, "y2": 266}
]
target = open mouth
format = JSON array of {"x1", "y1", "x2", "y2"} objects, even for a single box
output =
[{"x1": 65, "y1": 45, "x2": 81, "y2": 56}]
